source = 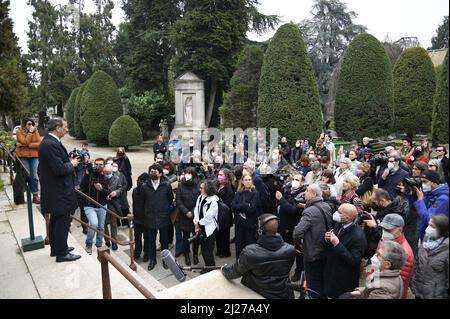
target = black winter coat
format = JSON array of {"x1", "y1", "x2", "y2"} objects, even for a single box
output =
[
  {"x1": 176, "y1": 181, "x2": 201, "y2": 232},
  {"x1": 132, "y1": 185, "x2": 146, "y2": 225},
  {"x1": 232, "y1": 188, "x2": 262, "y2": 229},
  {"x1": 142, "y1": 180, "x2": 174, "y2": 229},
  {"x1": 291, "y1": 147, "x2": 303, "y2": 164},
  {"x1": 38, "y1": 135, "x2": 77, "y2": 216},
  {"x1": 222, "y1": 234, "x2": 296, "y2": 299},
  {"x1": 324, "y1": 222, "x2": 367, "y2": 298},
  {"x1": 277, "y1": 186, "x2": 305, "y2": 244},
  {"x1": 116, "y1": 156, "x2": 132, "y2": 191}
]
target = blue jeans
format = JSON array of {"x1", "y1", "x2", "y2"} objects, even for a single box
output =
[
  {"x1": 175, "y1": 223, "x2": 183, "y2": 255},
  {"x1": 19, "y1": 157, "x2": 39, "y2": 193},
  {"x1": 85, "y1": 206, "x2": 107, "y2": 247}
]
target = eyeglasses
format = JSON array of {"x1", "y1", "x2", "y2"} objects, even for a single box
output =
[
  {"x1": 26, "y1": 122, "x2": 33, "y2": 126},
  {"x1": 429, "y1": 164, "x2": 436, "y2": 167},
  {"x1": 436, "y1": 149, "x2": 444, "y2": 152}
]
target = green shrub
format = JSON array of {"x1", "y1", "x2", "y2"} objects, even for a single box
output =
[
  {"x1": 80, "y1": 71, "x2": 123, "y2": 145},
  {"x1": 108, "y1": 115, "x2": 143, "y2": 148},
  {"x1": 127, "y1": 90, "x2": 170, "y2": 138},
  {"x1": 74, "y1": 81, "x2": 88, "y2": 139},
  {"x1": 221, "y1": 45, "x2": 264, "y2": 129},
  {"x1": 258, "y1": 23, "x2": 322, "y2": 142},
  {"x1": 65, "y1": 87, "x2": 79, "y2": 136},
  {"x1": 393, "y1": 47, "x2": 436, "y2": 135},
  {"x1": 335, "y1": 33, "x2": 394, "y2": 140},
  {"x1": 431, "y1": 51, "x2": 449, "y2": 145}
]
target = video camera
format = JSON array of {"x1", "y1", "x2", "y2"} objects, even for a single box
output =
[
  {"x1": 69, "y1": 148, "x2": 82, "y2": 160},
  {"x1": 356, "y1": 211, "x2": 373, "y2": 225},
  {"x1": 86, "y1": 162, "x2": 102, "y2": 178},
  {"x1": 403, "y1": 177, "x2": 422, "y2": 189}
]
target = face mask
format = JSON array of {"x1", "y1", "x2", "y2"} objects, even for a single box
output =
[
  {"x1": 104, "y1": 173, "x2": 113, "y2": 179},
  {"x1": 217, "y1": 175, "x2": 225, "y2": 184},
  {"x1": 332, "y1": 211, "x2": 341, "y2": 223},
  {"x1": 382, "y1": 229, "x2": 395, "y2": 241},
  {"x1": 163, "y1": 169, "x2": 170, "y2": 175},
  {"x1": 296, "y1": 143, "x2": 301, "y2": 148},
  {"x1": 308, "y1": 155, "x2": 315, "y2": 160},
  {"x1": 150, "y1": 173, "x2": 159, "y2": 180},
  {"x1": 370, "y1": 255, "x2": 380, "y2": 271},
  {"x1": 422, "y1": 183, "x2": 432, "y2": 193},
  {"x1": 184, "y1": 174, "x2": 192, "y2": 181},
  {"x1": 291, "y1": 180, "x2": 300, "y2": 189},
  {"x1": 425, "y1": 225, "x2": 437, "y2": 238},
  {"x1": 387, "y1": 162, "x2": 395, "y2": 170},
  {"x1": 112, "y1": 167, "x2": 118, "y2": 172},
  {"x1": 371, "y1": 203, "x2": 384, "y2": 211},
  {"x1": 355, "y1": 169, "x2": 362, "y2": 177}
]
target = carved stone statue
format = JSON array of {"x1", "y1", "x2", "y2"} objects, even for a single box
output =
[{"x1": 184, "y1": 96, "x2": 193, "y2": 126}]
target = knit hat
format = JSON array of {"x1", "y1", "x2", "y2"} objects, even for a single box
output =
[{"x1": 421, "y1": 170, "x2": 441, "y2": 184}]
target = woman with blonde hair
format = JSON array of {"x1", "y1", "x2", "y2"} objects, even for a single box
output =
[
  {"x1": 15, "y1": 118, "x2": 41, "y2": 204},
  {"x1": 340, "y1": 175, "x2": 364, "y2": 213}
]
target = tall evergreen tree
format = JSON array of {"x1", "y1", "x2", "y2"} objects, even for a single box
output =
[
  {"x1": 258, "y1": 23, "x2": 322, "y2": 142},
  {"x1": 171, "y1": 0, "x2": 278, "y2": 127},
  {"x1": 335, "y1": 33, "x2": 394, "y2": 140},
  {"x1": 0, "y1": 0, "x2": 28, "y2": 127},
  {"x1": 430, "y1": 16, "x2": 449, "y2": 50},
  {"x1": 299, "y1": 0, "x2": 366, "y2": 118},
  {"x1": 431, "y1": 51, "x2": 449, "y2": 144},
  {"x1": 393, "y1": 48, "x2": 436, "y2": 136},
  {"x1": 221, "y1": 45, "x2": 264, "y2": 129}
]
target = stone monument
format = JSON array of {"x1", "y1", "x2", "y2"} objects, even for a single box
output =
[{"x1": 172, "y1": 72, "x2": 206, "y2": 140}]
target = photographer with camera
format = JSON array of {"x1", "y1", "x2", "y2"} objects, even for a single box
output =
[
  {"x1": 221, "y1": 214, "x2": 296, "y2": 299},
  {"x1": 80, "y1": 158, "x2": 110, "y2": 254},
  {"x1": 323, "y1": 204, "x2": 367, "y2": 299},
  {"x1": 275, "y1": 173, "x2": 307, "y2": 282},
  {"x1": 412, "y1": 170, "x2": 449, "y2": 242}
]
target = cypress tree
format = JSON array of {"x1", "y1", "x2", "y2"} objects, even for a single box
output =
[
  {"x1": 393, "y1": 47, "x2": 436, "y2": 135},
  {"x1": 257, "y1": 23, "x2": 322, "y2": 142},
  {"x1": 221, "y1": 45, "x2": 264, "y2": 129},
  {"x1": 335, "y1": 33, "x2": 394, "y2": 140},
  {"x1": 431, "y1": 51, "x2": 449, "y2": 144},
  {"x1": 80, "y1": 71, "x2": 122, "y2": 145}
]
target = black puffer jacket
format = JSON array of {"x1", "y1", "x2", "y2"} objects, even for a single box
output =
[
  {"x1": 176, "y1": 181, "x2": 201, "y2": 232},
  {"x1": 222, "y1": 234, "x2": 295, "y2": 299}
]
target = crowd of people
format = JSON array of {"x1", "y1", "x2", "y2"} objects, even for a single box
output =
[{"x1": 15, "y1": 116, "x2": 449, "y2": 299}]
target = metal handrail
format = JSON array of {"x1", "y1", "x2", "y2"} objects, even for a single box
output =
[{"x1": 97, "y1": 247, "x2": 155, "y2": 299}]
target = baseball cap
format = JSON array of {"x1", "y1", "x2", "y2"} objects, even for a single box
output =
[
  {"x1": 379, "y1": 214, "x2": 405, "y2": 230},
  {"x1": 421, "y1": 170, "x2": 441, "y2": 184}
]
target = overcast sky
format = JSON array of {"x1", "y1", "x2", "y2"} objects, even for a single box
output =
[{"x1": 9, "y1": 0, "x2": 449, "y2": 53}]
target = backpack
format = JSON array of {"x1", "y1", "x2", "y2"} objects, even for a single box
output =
[{"x1": 211, "y1": 199, "x2": 231, "y2": 231}]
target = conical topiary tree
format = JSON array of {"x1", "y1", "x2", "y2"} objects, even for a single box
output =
[
  {"x1": 393, "y1": 47, "x2": 436, "y2": 136},
  {"x1": 221, "y1": 45, "x2": 264, "y2": 129},
  {"x1": 80, "y1": 71, "x2": 122, "y2": 145},
  {"x1": 108, "y1": 115, "x2": 143, "y2": 149},
  {"x1": 257, "y1": 23, "x2": 322, "y2": 142},
  {"x1": 431, "y1": 51, "x2": 449, "y2": 145},
  {"x1": 65, "y1": 86, "x2": 79, "y2": 136},
  {"x1": 74, "y1": 81, "x2": 88, "y2": 139},
  {"x1": 335, "y1": 33, "x2": 394, "y2": 140}
]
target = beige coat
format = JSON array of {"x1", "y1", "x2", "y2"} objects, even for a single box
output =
[{"x1": 362, "y1": 270, "x2": 403, "y2": 299}]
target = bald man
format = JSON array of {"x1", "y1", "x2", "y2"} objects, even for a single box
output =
[
  {"x1": 222, "y1": 214, "x2": 296, "y2": 299},
  {"x1": 323, "y1": 204, "x2": 367, "y2": 298}
]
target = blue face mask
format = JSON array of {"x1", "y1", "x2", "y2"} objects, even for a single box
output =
[{"x1": 105, "y1": 173, "x2": 113, "y2": 179}]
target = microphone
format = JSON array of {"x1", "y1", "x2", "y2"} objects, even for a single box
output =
[{"x1": 161, "y1": 249, "x2": 186, "y2": 282}]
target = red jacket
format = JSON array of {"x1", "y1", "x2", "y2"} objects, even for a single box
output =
[{"x1": 376, "y1": 234, "x2": 414, "y2": 298}]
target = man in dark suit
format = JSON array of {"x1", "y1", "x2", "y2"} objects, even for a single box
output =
[{"x1": 39, "y1": 117, "x2": 81, "y2": 262}]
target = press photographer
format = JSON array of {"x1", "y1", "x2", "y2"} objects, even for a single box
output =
[{"x1": 275, "y1": 173, "x2": 306, "y2": 281}]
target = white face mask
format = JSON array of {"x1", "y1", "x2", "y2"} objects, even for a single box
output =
[
  {"x1": 296, "y1": 143, "x2": 301, "y2": 148},
  {"x1": 163, "y1": 169, "x2": 170, "y2": 175},
  {"x1": 422, "y1": 183, "x2": 432, "y2": 193},
  {"x1": 387, "y1": 162, "x2": 395, "y2": 170},
  {"x1": 370, "y1": 255, "x2": 381, "y2": 271},
  {"x1": 184, "y1": 174, "x2": 192, "y2": 181},
  {"x1": 425, "y1": 225, "x2": 437, "y2": 238},
  {"x1": 333, "y1": 211, "x2": 341, "y2": 223},
  {"x1": 112, "y1": 167, "x2": 118, "y2": 172},
  {"x1": 291, "y1": 180, "x2": 300, "y2": 189},
  {"x1": 382, "y1": 229, "x2": 395, "y2": 241},
  {"x1": 308, "y1": 154, "x2": 315, "y2": 160}
]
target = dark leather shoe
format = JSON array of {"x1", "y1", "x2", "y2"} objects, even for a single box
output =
[
  {"x1": 105, "y1": 241, "x2": 111, "y2": 248},
  {"x1": 185, "y1": 255, "x2": 191, "y2": 266},
  {"x1": 147, "y1": 260, "x2": 156, "y2": 271},
  {"x1": 142, "y1": 254, "x2": 149, "y2": 263},
  {"x1": 111, "y1": 243, "x2": 118, "y2": 251},
  {"x1": 162, "y1": 260, "x2": 168, "y2": 269},
  {"x1": 56, "y1": 253, "x2": 81, "y2": 263},
  {"x1": 193, "y1": 254, "x2": 199, "y2": 265},
  {"x1": 51, "y1": 247, "x2": 74, "y2": 257}
]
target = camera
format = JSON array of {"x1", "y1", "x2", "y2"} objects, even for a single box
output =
[
  {"x1": 272, "y1": 169, "x2": 290, "y2": 191},
  {"x1": 357, "y1": 211, "x2": 373, "y2": 225},
  {"x1": 69, "y1": 148, "x2": 82, "y2": 160},
  {"x1": 403, "y1": 177, "x2": 422, "y2": 189}
]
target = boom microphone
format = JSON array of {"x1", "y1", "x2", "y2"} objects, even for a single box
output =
[{"x1": 161, "y1": 249, "x2": 186, "y2": 282}]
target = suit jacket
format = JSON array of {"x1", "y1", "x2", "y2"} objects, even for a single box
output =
[{"x1": 38, "y1": 135, "x2": 77, "y2": 216}]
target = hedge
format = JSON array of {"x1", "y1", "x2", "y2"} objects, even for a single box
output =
[
  {"x1": 108, "y1": 115, "x2": 143, "y2": 148},
  {"x1": 431, "y1": 51, "x2": 449, "y2": 145}
]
